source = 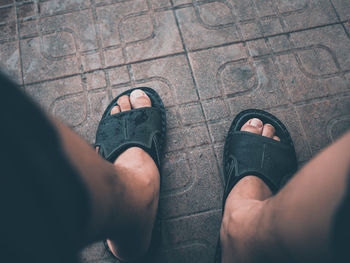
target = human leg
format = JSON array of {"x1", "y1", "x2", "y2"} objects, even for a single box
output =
[
  {"x1": 52, "y1": 89, "x2": 161, "y2": 261},
  {"x1": 220, "y1": 116, "x2": 350, "y2": 263},
  {"x1": 0, "y1": 71, "x2": 161, "y2": 262}
]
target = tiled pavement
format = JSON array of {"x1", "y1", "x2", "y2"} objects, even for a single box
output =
[{"x1": 1, "y1": 0, "x2": 350, "y2": 262}]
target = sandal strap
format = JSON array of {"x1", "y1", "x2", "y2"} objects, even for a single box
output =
[
  {"x1": 225, "y1": 131, "x2": 297, "y2": 195},
  {"x1": 95, "y1": 107, "x2": 163, "y2": 167}
]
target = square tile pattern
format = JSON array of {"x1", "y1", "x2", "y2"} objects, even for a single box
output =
[{"x1": 1, "y1": 0, "x2": 350, "y2": 262}]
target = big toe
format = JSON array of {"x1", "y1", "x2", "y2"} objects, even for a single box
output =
[
  {"x1": 130, "y1": 89, "x2": 152, "y2": 109},
  {"x1": 241, "y1": 118, "x2": 263, "y2": 135}
]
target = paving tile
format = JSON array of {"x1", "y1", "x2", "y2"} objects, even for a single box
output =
[
  {"x1": 120, "y1": 13, "x2": 154, "y2": 43},
  {"x1": 0, "y1": 22, "x2": 17, "y2": 41},
  {"x1": 161, "y1": 151, "x2": 193, "y2": 195},
  {"x1": 180, "y1": 102, "x2": 205, "y2": 125},
  {"x1": 331, "y1": 0, "x2": 350, "y2": 20},
  {"x1": 290, "y1": 25, "x2": 350, "y2": 70},
  {"x1": 235, "y1": 0, "x2": 337, "y2": 40},
  {"x1": 172, "y1": 0, "x2": 192, "y2": 6},
  {"x1": 0, "y1": 4, "x2": 15, "y2": 24},
  {"x1": 131, "y1": 55, "x2": 199, "y2": 106},
  {"x1": 275, "y1": 25, "x2": 350, "y2": 103},
  {"x1": 82, "y1": 51, "x2": 102, "y2": 71},
  {"x1": 296, "y1": 95, "x2": 350, "y2": 155},
  {"x1": 160, "y1": 102, "x2": 206, "y2": 128},
  {"x1": 85, "y1": 70, "x2": 107, "y2": 90},
  {"x1": 107, "y1": 66, "x2": 130, "y2": 86},
  {"x1": 0, "y1": 4, "x2": 17, "y2": 42},
  {"x1": 280, "y1": 0, "x2": 338, "y2": 32},
  {"x1": 39, "y1": 9, "x2": 98, "y2": 52},
  {"x1": 276, "y1": 52, "x2": 348, "y2": 104},
  {"x1": 27, "y1": 79, "x2": 110, "y2": 143},
  {"x1": 344, "y1": 21, "x2": 350, "y2": 34},
  {"x1": 125, "y1": 10, "x2": 184, "y2": 62},
  {"x1": 20, "y1": 9, "x2": 100, "y2": 83},
  {"x1": 189, "y1": 44, "x2": 248, "y2": 100},
  {"x1": 240, "y1": 21, "x2": 263, "y2": 39},
  {"x1": 94, "y1": 0, "x2": 129, "y2": 6},
  {"x1": 53, "y1": 93, "x2": 88, "y2": 126},
  {"x1": 268, "y1": 34, "x2": 292, "y2": 53},
  {"x1": 276, "y1": 0, "x2": 309, "y2": 13},
  {"x1": 39, "y1": 0, "x2": 90, "y2": 16},
  {"x1": 259, "y1": 17, "x2": 284, "y2": 35},
  {"x1": 247, "y1": 39, "x2": 270, "y2": 57},
  {"x1": 207, "y1": 119, "x2": 231, "y2": 144},
  {"x1": 165, "y1": 106, "x2": 181, "y2": 129},
  {"x1": 161, "y1": 210, "x2": 222, "y2": 263},
  {"x1": 0, "y1": 0, "x2": 12, "y2": 7},
  {"x1": 19, "y1": 19, "x2": 38, "y2": 38},
  {"x1": 0, "y1": 41, "x2": 22, "y2": 82},
  {"x1": 160, "y1": 146, "x2": 222, "y2": 218},
  {"x1": 103, "y1": 47, "x2": 125, "y2": 67},
  {"x1": 239, "y1": 17, "x2": 284, "y2": 40},
  {"x1": 96, "y1": 0, "x2": 183, "y2": 62},
  {"x1": 25, "y1": 76, "x2": 86, "y2": 127},
  {"x1": 190, "y1": 44, "x2": 290, "y2": 114},
  {"x1": 17, "y1": 2, "x2": 36, "y2": 19},
  {"x1": 149, "y1": 0, "x2": 172, "y2": 9},
  {"x1": 41, "y1": 31, "x2": 76, "y2": 57},
  {"x1": 228, "y1": 0, "x2": 257, "y2": 22},
  {"x1": 164, "y1": 123, "x2": 211, "y2": 152},
  {"x1": 21, "y1": 36, "x2": 80, "y2": 83},
  {"x1": 176, "y1": 5, "x2": 240, "y2": 50},
  {"x1": 202, "y1": 98, "x2": 230, "y2": 122},
  {"x1": 253, "y1": 0, "x2": 276, "y2": 16},
  {"x1": 195, "y1": 2, "x2": 235, "y2": 26}
]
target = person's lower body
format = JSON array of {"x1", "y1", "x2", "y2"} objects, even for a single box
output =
[
  {"x1": 220, "y1": 116, "x2": 350, "y2": 263},
  {"x1": 2, "y1": 70, "x2": 350, "y2": 263}
]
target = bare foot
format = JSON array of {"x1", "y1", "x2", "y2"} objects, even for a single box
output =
[
  {"x1": 101, "y1": 89, "x2": 159, "y2": 261},
  {"x1": 220, "y1": 118, "x2": 280, "y2": 263}
]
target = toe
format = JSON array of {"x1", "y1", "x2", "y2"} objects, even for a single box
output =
[
  {"x1": 273, "y1": 136, "x2": 280, "y2": 141},
  {"x1": 130, "y1": 89, "x2": 152, "y2": 109},
  {"x1": 117, "y1": 95, "x2": 131, "y2": 111},
  {"x1": 262, "y1": 123, "x2": 275, "y2": 138},
  {"x1": 241, "y1": 118, "x2": 263, "y2": 135},
  {"x1": 111, "y1": 105, "x2": 121, "y2": 115}
]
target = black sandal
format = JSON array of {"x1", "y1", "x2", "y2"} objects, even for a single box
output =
[
  {"x1": 215, "y1": 109, "x2": 297, "y2": 262},
  {"x1": 95, "y1": 87, "x2": 166, "y2": 262}
]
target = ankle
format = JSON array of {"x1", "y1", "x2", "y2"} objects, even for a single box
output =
[
  {"x1": 228, "y1": 176, "x2": 273, "y2": 201},
  {"x1": 115, "y1": 146, "x2": 157, "y2": 170},
  {"x1": 112, "y1": 147, "x2": 160, "y2": 218},
  {"x1": 220, "y1": 199, "x2": 273, "y2": 262}
]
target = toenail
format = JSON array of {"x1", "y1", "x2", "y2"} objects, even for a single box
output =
[
  {"x1": 250, "y1": 118, "x2": 262, "y2": 128},
  {"x1": 131, "y1": 89, "x2": 144, "y2": 98}
]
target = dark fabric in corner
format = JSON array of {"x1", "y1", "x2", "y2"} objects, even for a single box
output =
[
  {"x1": 332, "y1": 166, "x2": 350, "y2": 263},
  {"x1": 0, "y1": 72, "x2": 90, "y2": 263}
]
